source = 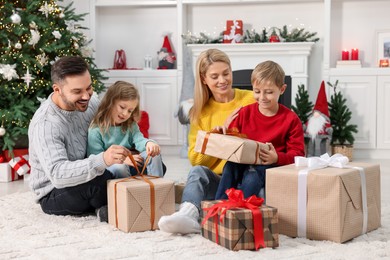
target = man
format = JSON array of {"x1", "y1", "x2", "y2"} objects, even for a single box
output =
[
  {"x1": 28, "y1": 56, "x2": 130, "y2": 221},
  {"x1": 305, "y1": 81, "x2": 333, "y2": 156}
]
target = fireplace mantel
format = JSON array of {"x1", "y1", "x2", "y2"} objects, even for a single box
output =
[{"x1": 187, "y1": 42, "x2": 315, "y2": 105}]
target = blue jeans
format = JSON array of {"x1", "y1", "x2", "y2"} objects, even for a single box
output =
[
  {"x1": 107, "y1": 151, "x2": 165, "y2": 178},
  {"x1": 39, "y1": 170, "x2": 114, "y2": 215},
  {"x1": 215, "y1": 162, "x2": 275, "y2": 200},
  {"x1": 181, "y1": 165, "x2": 221, "y2": 211}
]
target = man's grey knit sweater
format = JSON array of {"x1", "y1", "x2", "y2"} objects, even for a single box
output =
[{"x1": 28, "y1": 93, "x2": 107, "y2": 202}]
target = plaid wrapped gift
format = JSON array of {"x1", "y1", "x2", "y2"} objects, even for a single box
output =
[
  {"x1": 195, "y1": 130, "x2": 269, "y2": 165},
  {"x1": 266, "y1": 153, "x2": 381, "y2": 243},
  {"x1": 201, "y1": 189, "x2": 279, "y2": 251}
]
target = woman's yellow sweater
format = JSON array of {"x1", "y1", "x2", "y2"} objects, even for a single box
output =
[{"x1": 188, "y1": 88, "x2": 255, "y2": 174}]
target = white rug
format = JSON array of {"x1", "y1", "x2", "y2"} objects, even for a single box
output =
[{"x1": 0, "y1": 192, "x2": 389, "y2": 260}]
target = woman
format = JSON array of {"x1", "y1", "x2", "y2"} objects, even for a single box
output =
[{"x1": 158, "y1": 49, "x2": 255, "y2": 234}]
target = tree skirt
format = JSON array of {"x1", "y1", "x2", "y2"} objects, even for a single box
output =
[{"x1": 0, "y1": 192, "x2": 389, "y2": 259}]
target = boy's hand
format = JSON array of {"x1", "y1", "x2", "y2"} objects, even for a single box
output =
[
  {"x1": 259, "y1": 143, "x2": 278, "y2": 165},
  {"x1": 146, "y1": 142, "x2": 161, "y2": 157}
]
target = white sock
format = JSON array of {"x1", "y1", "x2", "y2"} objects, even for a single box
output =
[{"x1": 158, "y1": 202, "x2": 200, "y2": 234}]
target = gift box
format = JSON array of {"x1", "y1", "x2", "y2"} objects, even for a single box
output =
[
  {"x1": 107, "y1": 176, "x2": 175, "y2": 233},
  {"x1": 0, "y1": 149, "x2": 28, "y2": 182},
  {"x1": 174, "y1": 182, "x2": 185, "y2": 204},
  {"x1": 9, "y1": 155, "x2": 30, "y2": 176},
  {"x1": 201, "y1": 189, "x2": 279, "y2": 251},
  {"x1": 223, "y1": 20, "x2": 243, "y2": 43},
  {"x1": 195, "y1": 130, "x2": 269, "y2": 165},
  {"x1": 266, "y1": 154, "x2": 381, "y2": 243}
]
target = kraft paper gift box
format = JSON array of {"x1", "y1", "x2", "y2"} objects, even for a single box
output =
[
  {"x1": 201, "y1": 189, "x2": 279, "y2": 251},
  {"x1": 107, "y1": 176, "x2": 175, "y2": 233},
  {"x1": 174, "y1": 182, "x2": 185, "y2": 204},
  {"x1": 266, "y1": 154, "x2": 381, "y2": 243},
  {"x1": 195, "y1": 130, "x2": 269, "y2": 165}
]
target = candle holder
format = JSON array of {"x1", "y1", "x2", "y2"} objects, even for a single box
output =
[{"x1": 379, "y1": 59, "x2": 389, "y2": 67}]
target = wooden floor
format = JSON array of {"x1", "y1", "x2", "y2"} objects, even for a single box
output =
[{"x1": 1, "y1": 154, "x2": 389, "y2": 206}]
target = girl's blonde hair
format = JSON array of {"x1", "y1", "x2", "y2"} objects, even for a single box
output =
[
  {"x1": 189, "y1": 49, "x2": 232, "y2": 123},
  {"x1": 90, "y1": 81, "x2": 140, "y2": 134},
  {"x1": 251, "y1": 60, "x2": 285, "y2": 88}
]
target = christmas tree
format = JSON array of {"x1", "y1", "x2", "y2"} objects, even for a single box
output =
[
  {"x1": 0, "y1": 0, "x2": 106, "y2": 153},
  {"x1": 327, "y1": 80, "x2": 358, "y2": 145},
  {"x1": 291, "y1": 84, "x2": 313, "y2": 125}
]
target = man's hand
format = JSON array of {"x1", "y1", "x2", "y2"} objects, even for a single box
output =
[
  {"x1": 103, "y1": 145, "x2": 131, "y2": 166},
  {"x1": 124, "y1": 154, "x2": 144, "y2": 168}
]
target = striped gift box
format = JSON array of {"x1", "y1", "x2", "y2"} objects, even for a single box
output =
[{"x1": 201, "y1": 200, "x2": 279, "y2": 251}]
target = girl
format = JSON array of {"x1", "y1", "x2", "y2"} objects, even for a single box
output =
[{"x1": 88, "y1": 81, "x2": 165, "y2": 178}]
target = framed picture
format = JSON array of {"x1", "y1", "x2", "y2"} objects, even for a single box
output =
[{"x1": 376, "y1": 30, "x2": 390, "y2": 63}]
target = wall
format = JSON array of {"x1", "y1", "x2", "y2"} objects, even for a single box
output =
[{"x1": 61, "y1": 0, "x2": 390, "y2": 99}]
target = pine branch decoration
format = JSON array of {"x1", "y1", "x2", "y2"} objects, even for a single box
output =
[
  {"x1": 291, "y1": 84, "x2": 313, "y2": 124},
  {"x1": 327, "y1": 80, "x2": 358, "y2": 145}
]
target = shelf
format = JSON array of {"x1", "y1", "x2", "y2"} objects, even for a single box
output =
[
  {"x1": 182, "y1": 0, "x2": 321, "y2": 4},
  {"x1": 95, "y1": 0, "x2": 177, "y2": 7},
  {"x1": 104, "y1": 69, "x2": 178, "y2": 77},
  {"x1": 329, "y1": 67, "x2": 390, "y2": 76}
]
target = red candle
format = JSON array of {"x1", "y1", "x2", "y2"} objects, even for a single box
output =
[
  {"x1": 351, "y1": 48, "x2": 359, "y2": 60},
  {"x1": 342, "y1": 50, "x2": 349, "y2": 60}
]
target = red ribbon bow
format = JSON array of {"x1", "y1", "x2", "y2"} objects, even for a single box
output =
[{"x1": 202, "y1": 188, "x2": 265, "y2": 250}]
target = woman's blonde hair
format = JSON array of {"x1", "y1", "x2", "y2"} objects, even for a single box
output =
[
  {"x1": 90, "y1": 81, "x2": 140, "y2": 134},
  {"x1": 251, "y1": 60, "x2": 285, "y2": 88},
  {"x1": 189, "y1": 49, "x2": 232, "y2": 123}
]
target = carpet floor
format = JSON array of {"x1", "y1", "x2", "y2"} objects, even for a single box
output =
[{"x1": 0, "y1": 191, "x2": 389, "y2": 260}]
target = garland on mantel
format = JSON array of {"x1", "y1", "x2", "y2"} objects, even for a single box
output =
[{"x1": 182, "y1": 25, "x2": 319, "y2": 44}]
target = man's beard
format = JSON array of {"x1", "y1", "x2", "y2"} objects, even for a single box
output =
[
  {"x1": 307, "y1": 115, "x2": 326, "y2": 140},
  {"x1": 60, "y1": 93, "x2": 89, "y2": 112}
]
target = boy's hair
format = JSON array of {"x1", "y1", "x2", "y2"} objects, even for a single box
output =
[
  {"x1": 251, "y1": 60, "x2": 285, "y2": 88},
  {"x1": 51, "y1": 56, "x2": 89, "y2": 85},
  {"x1": 90, "y1": 81, "x2": 140, "y2": 134},
  {"x1": 190, "y1": 48, "x2": 232, "y2": 123}
]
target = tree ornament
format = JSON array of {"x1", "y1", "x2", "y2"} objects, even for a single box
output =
[
  {"x1": 28, "y1": 29, "x2": 41, "y2": 46},
  {"x1": 11, "y1": 12, "x2": 21, "y2": 24},
  {"x1": 21, "y1": 67, "x2": 35, "y2": 87},
  {"x1": 0, "y1": 127, "x2": 5, "y2": 137},
  {"x1": 15, "y1": 42, "x2": 22, "y2": 49},
  {"x1": 39, "y1": 2, "x2": 54, "y2": 18},
  {"x1": 0, "y1": 64, "x2": 19, "y2": 81}
]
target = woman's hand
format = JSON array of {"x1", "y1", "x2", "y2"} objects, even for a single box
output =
[
  {"x1": 146, "y1": 141, "x2": 161, "y2": 157},
  {"x1": 259, "y1": 143, "x2": 278, "y2": 165},
  {"x1": 224, "y1": 106, "x2": 242, "y2": 129}
]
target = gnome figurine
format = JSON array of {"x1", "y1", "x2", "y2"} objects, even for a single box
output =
[
  {"x1": 304, "y1": 81, "x2": 333, "y2": 157},
  {"x1": 157, "y1": 35, "x2": 176, "y2": 69}
]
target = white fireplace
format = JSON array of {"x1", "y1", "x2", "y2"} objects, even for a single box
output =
[{"x1": 187, "y1": 42, "x2": 315, "y2": 105}]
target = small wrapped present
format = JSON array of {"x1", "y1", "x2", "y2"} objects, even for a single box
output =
[
  {"x1": 195, "y1": 130, "x2": 269, "y2": 165},
  {"x1": 201, "y1": 188, "x2": 279, "y2": 251},
  {"x1": 266, "y1": 153, "x2": 381, "y2": 243},
  {"x1": 9, "y1": 155, "x2": 30, "y2": 176},
  {"x1": 174, "y1": 182, "x2": 185, "y2": 204},
  {"x1": 0, "y1": 149, "x2": 28, "y2": 182},
  {"x1": 223, "y1": 20, "x2": 243, "y2": 43},
  {"x1": 107, "y1": 175, "x2": 175, "y2": 233}
]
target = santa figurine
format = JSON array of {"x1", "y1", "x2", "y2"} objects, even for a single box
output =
[
  {"x1": 304, "y1": 81, "x2": 333, "y2": 157},
  {"x1": 157, "y1": 35, "x2": 176, "y2": 69}
]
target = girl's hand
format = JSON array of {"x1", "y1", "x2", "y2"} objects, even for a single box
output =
[
  {"x1": 146, "y1": 142, "x2": 161, "y2": 157},
  {"x1": 124, "y1": 154, "x2": 144, "y2": 167},
  {"x1": 259, "y1": 143, "x2": 278, "y2": 165}
]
